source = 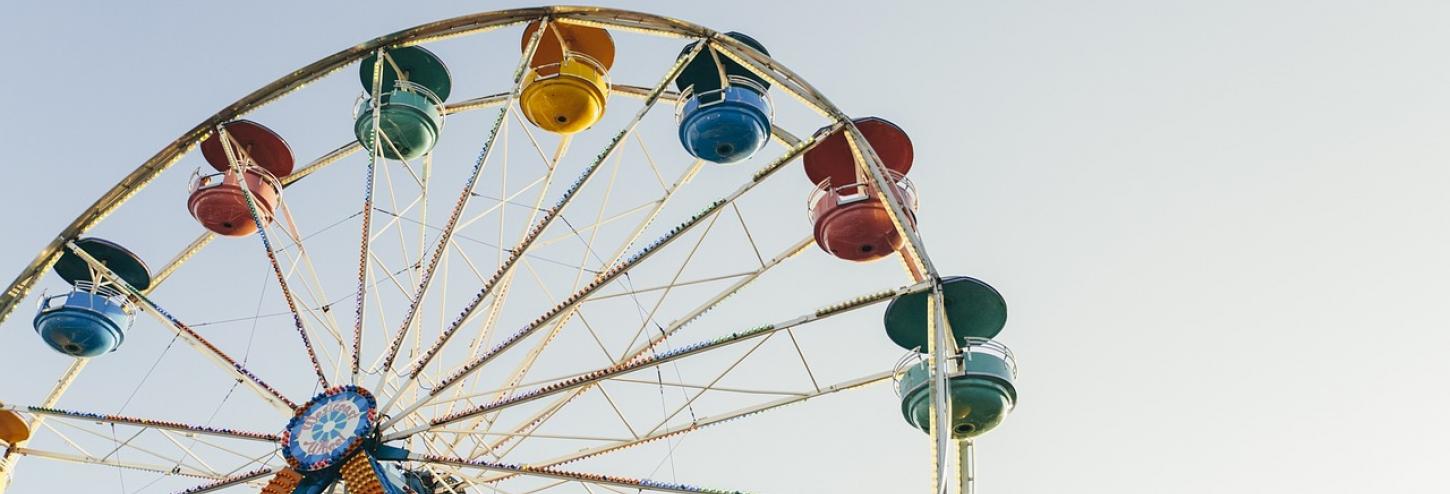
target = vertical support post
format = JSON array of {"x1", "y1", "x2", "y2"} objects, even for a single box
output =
[
  {"x1": 844, "y1": 121, "x2": 960, "y2": 493},
  {"x1": 928, "y1": 282, "x2": 952, "y2": 494},
  {"x1": 354, "y1": 47, "x2": 388, "y2": 386},
  {"x1": 958, "y1": 440, "x2": 975, "y2": 494}
]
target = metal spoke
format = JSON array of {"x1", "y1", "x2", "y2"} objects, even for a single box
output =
[
  {"x1": 637, "y1": 331, "x2": 773, "y2": 438},
  {"x1": 463, "y1": 148, "x2": 701, "y2": 449},
  {"x1": 784, "y1": 327, "x2": 823, "y2": 393},
  {"x1": 536, "y1": 200, "x2": 659, "y2": 247},
  {"x1": 389, "y1": 121, "x2": 828, "y2": 431},
  {"x1": 377, "y1": 135, "x2": 567, "y2": 413},
  {"x1": 604, "y1": 378, "x2": 804, "y2": 397},
  {"x1": 62, "y1": 241, "x2": 295, "y2": 412},
  {"x1": 386, "y1": 281, "x2": 927, "y2": 440},
  {"x1": 48, "y1": 421, "x2": 209, "y2": 476},
  {"x1": 265, "y1": 224, "x2": 346, "y2": 378},
  {"x1": 272, "y1": 203, "x2": 351, "y2": 352},
  {"x1": 474, "y1": 237, "x2": 811, "y2": 456},
  {"x1": 587, "y1": 383, "x2": 641, "y2": 442},
  {"x1": 156, "y1": 430, "x2": 219, "y2": 476},
  {"x1": 481, "y1": 371, "x2": 891, "y2": 482},
  {"x1": 351, "y1": 48, "x2": 388, "y2": 383},
  {"x1": 583, "y1": 272, "x2": 753, "y2": 303},
  {"x1": 172, "y1": 466, "x2": 276, "y2": 494},
  {"x1": 613, "y1": 206, "x2": 724, "y2": 361},
  {"x1": 729, "y1": 203, "x2": 766, "y2": 268},
  {"x1": 378, "y1": 38, "x2": 710, "y2": 427},
  {"x1": 373, "y1": 19, "x2": 552, "y2": 391},
  {"x1": 37, "y1": 422, "x2": 93, "y2": 458},
  {"x1": 216, "y1": 127, "x2": 331, "y2": 388},
  {"x1": 633, "y1": 133, "x2": 670, "y2": 192},
  {"x1": 426, "y1": 430, "x2": 631, "y2": 443},
  {"x1": 4, "y1": 405, "x2": 279, "y2": 443},
  {"x1": 12, "y1": 448, "x2": 223, "y2": 481}
]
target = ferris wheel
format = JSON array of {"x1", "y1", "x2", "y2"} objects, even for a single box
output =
[{"x1": 0, "y1": 7, "x2": 1019, "y2": 494}]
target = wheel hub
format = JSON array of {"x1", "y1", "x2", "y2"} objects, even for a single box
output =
[{"x1": 281, "y1": 385, "x2": 378, "y2": 472}]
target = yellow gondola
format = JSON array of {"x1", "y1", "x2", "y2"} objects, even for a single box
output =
[{"x1": 518, "y1": 21, "x2": 615, "y2": 134}]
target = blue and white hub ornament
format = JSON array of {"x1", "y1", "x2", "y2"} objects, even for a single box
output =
[{"x1": 282, "y1": 385, "x2": 378, "y2": 472}]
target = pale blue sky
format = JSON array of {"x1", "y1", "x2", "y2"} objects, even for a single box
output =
[{"x1": 3, "y1": 1, "x2": 1450, "y2": 493}]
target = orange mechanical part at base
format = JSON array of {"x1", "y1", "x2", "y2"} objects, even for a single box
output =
[
  {"x1": 340, "y1": 453, "x2": 386, "y2": 494},
  {"x1": 260, "y1": 468, "x2": 302, "y2": 494}
]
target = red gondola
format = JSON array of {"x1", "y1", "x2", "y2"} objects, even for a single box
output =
[
  {"x1": 803, "y1": 117, "x2": 917, "y2": 262},
  {"x1": 187, "y1": 120, "x2": 294, "y2": 236}
]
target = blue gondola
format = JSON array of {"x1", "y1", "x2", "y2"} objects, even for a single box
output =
[
  {"x1": 674, "y1": 32, "x2": 774, "y2": 164},
  {"x1": 33, "y1": 238, "x2": 150, "y2": 357}
]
